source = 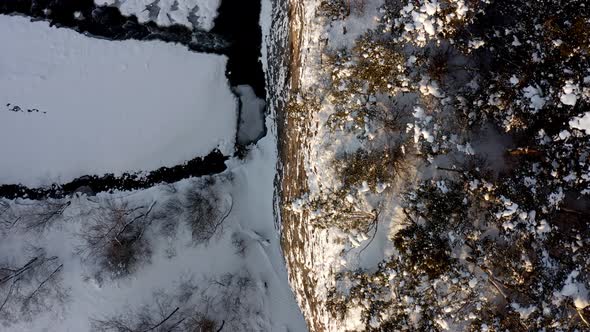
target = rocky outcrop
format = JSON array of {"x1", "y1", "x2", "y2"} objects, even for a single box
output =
[{"x1": 270, "y1": 0, "x2": 328, "y2": 331}]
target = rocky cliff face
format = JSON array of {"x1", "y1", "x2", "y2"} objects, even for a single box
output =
[{"x1": 267, "y1": 0, "x2": 330, "y2": 330}]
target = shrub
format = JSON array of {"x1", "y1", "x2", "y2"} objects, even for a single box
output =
[
  {"x1": 318, "y1": 0, "x2": 349, "y2": 20},
  {"x1": 325, "y1": 35, "x2": 407, "y2": 135},
  {"x1": 184, "y1": 187, "x2": 232, "y2": 243},
  {"x1": 78, "y1": 199, "x2": 155, "y2": 278},
  {"x1": 336, "y1": 141, "x2": 408, "y2": 190}
]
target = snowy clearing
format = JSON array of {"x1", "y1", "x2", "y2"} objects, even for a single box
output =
[
  {"x1": 95, "y1": 0, "x2": 221, "y2": 31},
  {"x1": 0, "y1": 15, "x2": 236, "y2": 187}
]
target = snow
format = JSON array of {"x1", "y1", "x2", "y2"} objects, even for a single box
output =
[
  {"x1": 344, "y1": 305, "x2": 365, "y2": 331},
  {"x1": 3, "y1": 1, "x2": 308, "y2": 331},
  {"x1": 0, "y1": 15, "x2": 236, "y2": 187},
  {"x1": 558, "y1": 270, "x2": 589, "y2": 309},
  {"x1": 570, "y1": 112, "x2": 590, "y2": 132},
  {"x1": 423, "y1": 1, "x2": 438, "y2": 16},
  {"x1": 552, "y1": 39, "x2": 563, "y2": 47},
  {"x1": 435, "y1": 318, "x2": 450, "y2": 330},
  {"x1": 1, "y1": 15, "x2": 306, "y2": 318},
  {"x1": 522, "y1": 85, "x2": 546, "y2": 112},
  {"x1": 512, "y1": 36, "x2": 522, "y2": 46},
  {"x1": 510, "y1": 303, "x2": 537, "y2": 320},
  {"x1": 423, "y1": 18, "x2": 435, "y2": 35},
  {"x1": 547, "y1": 187, "x2": 564, "y2": 207},
  {"x1": 412, "y1": 106, "x2": 435, "y2": 144},
  {"x1": 95, "y1": 0, "x2": 221, "y2": 31},
  {"x1": 560, "y1": 81, "x2": 579, "y2": 106},
  {"x1": 437, "y1": 180, "x2": 449, "y2": 193},
  {"x1": 1, "y1": 123, "x2": 307, "y2": 331},
  {"x1": 558, "y1": 130, "x2": 571, "y2": 140},
  {"x1": 468, "y1": 39, "x2": 485, "y2": 49},
  {"x1": 536, "y1": 219, "x2": 550, "y2": 234},
  {"x1": 420, "y1": 79, "x2": 445, "y2": 98},
  {"x1": 224, "y1": 123, "x2": 309, "y2": 329},
  {"x1": 496, "y1": 196, "x2": 519, "y2": 218},
  {"x1": 456, "y1": 142, "x2": 475, "y2": 155},
  {"x1": 235, "y1": 85, "x2": 266, "y2": 145},
  {"x1": 324, "y1": 0, "x2": 384, "y2": 50},
  {"x1": 396, "y1": 0, "x2": 472, "y2": 45},
  {"x1": 454, "y1": 0, "x2": 468, "y2": 18}
]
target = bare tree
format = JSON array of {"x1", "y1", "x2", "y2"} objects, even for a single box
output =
[
  {"x1": 1, "y1": 199, "x2": 71, "y2": 232},
  {"x1": 23, "y1": 200, "x2": 71, "y2": 231},
  {"x1": 91, "y1": 272, "x2": 262, "y2": 332},
  {"x1": 0, "y1": 200, "x2": 9, "y2": 219},
  {"x1": 183, "y1": 314, "x2": 224, "y2": 332},
  {"x1": 152, "y1": 196, "x2": 183, "y2": 240},
  {"x1": 184, "y1": 188, "x2": 233, "y2": 243},
  {"x1": 77, "y1": 199, "x2": 156, "y2": 278},
  {"x1": 91, "y1": 306, "x2": 184, "y2": 332},
  {"x1": 0, "y1": 247, "x2": 68, "y2": 325},
  {"x1": 0, "y1": 199, "x2": 17, "y2": 231},
  {"x1": 230, "y1": 232, "x2": 247, "y2": 257}
]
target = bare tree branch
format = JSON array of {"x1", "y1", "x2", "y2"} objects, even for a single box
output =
[
  {"x1": 0, "y1": 278, "x2": 19, "y2": 313},
  {"x1": 142, "y1": 307, "x2": 180, "y2": 332},
  {"x1": 23, "y1": 264, "x2": 63, "y2": 305}
]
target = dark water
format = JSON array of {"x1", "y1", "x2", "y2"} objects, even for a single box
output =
[
  {"x1": 0, "y1": 0, "x2": 227, "y2": 52},
  {"x1": 0, "y1": 0, "x2": 265, "y2": 198},
  {"x1": 213, "y1": 0, "x2": 267, "y2": 156},
  {"x1": 0, "y1": 151, "x2": 228, "y2": 199},
  {"x1": 212, "y1": 0, "x2": 266, "y2": 98}
]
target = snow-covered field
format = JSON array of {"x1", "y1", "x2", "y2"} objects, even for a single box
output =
[
  {"x1": 0, "y1": 15, "x2": 236, "y2": 187},
  {"x1": 95, "y1": 0, "x2": 221, "y2": 31}
]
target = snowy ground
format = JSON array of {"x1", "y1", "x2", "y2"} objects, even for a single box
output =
[
  {"x1": 0, "y1": 8, "x2": 306, "y2": 331},
  {"x1": 235, "y1": 85, "x2": 266, "y2": 145},
  {"x1": 95, "y1": 0, "x2": 221, "y2": 31},
  {"x1": 0, "y1": 124, "x2": 306, "y2": 331},
  {"x1": 0, "y1": 15, "x2": 236, "y2": 187}
]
